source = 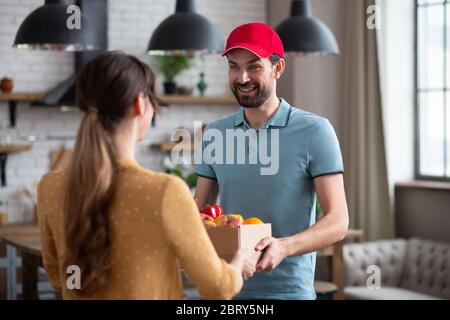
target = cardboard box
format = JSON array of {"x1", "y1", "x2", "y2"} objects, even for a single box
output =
[{"x1": 206, "y1": 224, "x2": 272, "y2": 262}]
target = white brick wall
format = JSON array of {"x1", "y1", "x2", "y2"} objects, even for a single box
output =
[{"x1": 0, "y1": 0, "x2": 267, "y2": 222}]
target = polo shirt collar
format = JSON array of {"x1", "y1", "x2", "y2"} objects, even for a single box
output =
[
  {"x1": 233, "y1": 98, "x2": 291, "y2": 129},
  {"x1": 233, "y1": 106, "x2": 246, "y2": 127}
]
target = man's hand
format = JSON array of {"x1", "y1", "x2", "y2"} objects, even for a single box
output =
[{"x1": 255, "y1": 237, "x2": 290, "y2": 272}]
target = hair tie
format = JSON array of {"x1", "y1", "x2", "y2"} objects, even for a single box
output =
[{"x1": 88, "y1": 107, "x2": 98, "y2": 113}]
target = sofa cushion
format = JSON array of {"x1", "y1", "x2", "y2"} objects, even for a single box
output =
[
  {"x1": 400, "y1": 238, "x2": 450, "y2": 299},
  {"x1": 343, "y1": 239, "x2": 407, "y2": 287},
  {"x1": 344, "y1": 286, "x2": 441, "y2": 300}
]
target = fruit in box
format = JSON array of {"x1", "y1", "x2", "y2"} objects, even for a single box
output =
[
  {"x1": 199, "y1": 205, "x2": 264, "y2": 229},
  {"x1": 214, "y1": 214, "x2": 243, "y2": 228},
  {"x1": 200, "y1": 205, "x2": 224, "y2": 219},
  {"x1": 200, "y1": 213, "x2": 214, "y2": 222},
  {"x1": 232, "y1": 214, "x2": 244, "y2": 222},
  {"x1": 203, "y1": 220, "x2": 217, "y2": 229},
  {"x1": 243, "y1": 217, "x2": 263, "y2": 225},
  {"x1": 200, "y1": 213, "x2": 216, "y2": 229}
]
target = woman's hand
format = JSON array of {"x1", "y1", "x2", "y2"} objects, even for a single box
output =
[
  {"x1": 255, "y1": 237, "x2": 290, "y2": 272},
  {"x1": 230, "y1": 248, "x2": 260, "y2": 280}
]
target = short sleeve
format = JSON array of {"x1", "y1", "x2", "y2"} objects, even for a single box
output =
[
  {"x1": 307, "y1": 119, "x2": 344, "y2": 179},
  {"x1": 195, "y1": 126, "x2": 217, "y2": 180}
]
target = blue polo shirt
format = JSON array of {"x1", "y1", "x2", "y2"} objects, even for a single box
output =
[{"x1": 195, "y1": 98, "x2": 344, "y2": 300}]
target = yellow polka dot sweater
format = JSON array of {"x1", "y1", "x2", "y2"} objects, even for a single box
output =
[{"x1": 37, "y1": 157, "x2": 242, "y2": 300}]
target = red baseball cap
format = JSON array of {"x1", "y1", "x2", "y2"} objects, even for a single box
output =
[{"x1": 223, "y1": 22, "x2": 284, "y2": 59}]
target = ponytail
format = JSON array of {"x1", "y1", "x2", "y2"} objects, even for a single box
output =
[{"x1": 63, "y1": 110, "x2": 115, "y2": 294}]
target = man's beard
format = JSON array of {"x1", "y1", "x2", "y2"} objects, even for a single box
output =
[{"x1": 231, "y1": 82, "x2": 271, "y2": 108}]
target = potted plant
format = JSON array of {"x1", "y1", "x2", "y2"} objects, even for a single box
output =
[
  {"x1": 316, "y1": 195, "x2": 323, "y2": 221},
  {"x1": 154, "y1": 55, "x2": 193, "y2": 95},
  {"x1": 163, "y1": 155, "x2": 197, "y2": 190}
]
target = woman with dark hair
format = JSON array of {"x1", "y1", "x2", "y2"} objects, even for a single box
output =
[{"x1": 37, "y1": 51, "x2": 257, "y2": 299}]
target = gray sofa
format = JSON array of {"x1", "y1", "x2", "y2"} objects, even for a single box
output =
[{"x1": 343, "y1": 238, "x2": 450, "y2": 300}]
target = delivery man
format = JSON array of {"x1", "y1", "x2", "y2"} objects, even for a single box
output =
[{"x1": 194, "y1": 22, "x2": 349, "y2": 300}]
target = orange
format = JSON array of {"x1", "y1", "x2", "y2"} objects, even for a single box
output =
[
  {"x1": 214, "y1": 215, "x2": 224, "y2": 225},
  {"x1": 243, "y1": 217, "x2": 264, "y2": 224}
]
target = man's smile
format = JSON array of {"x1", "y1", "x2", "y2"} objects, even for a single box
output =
[{"x1": 237, "y1": 85, "x2": 257, "y2": 94}]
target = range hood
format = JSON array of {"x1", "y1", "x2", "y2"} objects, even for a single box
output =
[{"x1": 31, "y1": 0, "x2": 108, "y2": 107}]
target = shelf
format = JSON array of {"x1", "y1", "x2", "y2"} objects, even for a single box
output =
[
  {"x1": 158, "y1": 95, "x2": 236, "y2": 105},
  {"x1": 0, "y1": 92, "x2": 42, "y2": 102},
  {"x1": 0, "y1": 92, "x2": 42, "y2": 128},
  {"x1": 0, "y1": 92, "x2": 237, "y2": 127},
  {"x1": 150, "y1": 142, "x2": 197, "y2": 152},
  {"x1": 0, "y1": 144, "x2": 32, "y2": 154},
  {"x1": 0, "y1": 92, "x2": 236, "y2": 105},
  {"x1": 0, "y1": 143, "x2": 33, "y2": 187}
]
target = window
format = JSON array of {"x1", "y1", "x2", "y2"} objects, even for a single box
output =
[{"x1": 416, "y1": 0, "x2": 450, "y2": 180}]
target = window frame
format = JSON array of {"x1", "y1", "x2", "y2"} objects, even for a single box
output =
[{"x1": 415, "y1": 0, "x2": 450, "y2": 181}]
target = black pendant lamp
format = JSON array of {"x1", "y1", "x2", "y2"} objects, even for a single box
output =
[
  {"x1": 147, "y1": 0, "x2": 223, "y2": 56},
  {"x1": 275, "y1": 0, "x2": 339, "y2": 55},
  {"x1": 13, "y1": 0, "x2": 102, "y2": 51}
]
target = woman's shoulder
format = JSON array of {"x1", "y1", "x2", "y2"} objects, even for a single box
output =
[
  {"x1": 121, "y1": 163, "x2": 188, "y2": 192},
  {"x1": 38, "y1": 169, "x2": 66, "y2": 191}
]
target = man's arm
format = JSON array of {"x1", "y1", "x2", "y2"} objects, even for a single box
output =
[
  {"x1": 194, "y1": 176, "x2": 220, "y2": 210},
  {"x1": 256, "y1": 173, "x2": 349, "y2": 271}
]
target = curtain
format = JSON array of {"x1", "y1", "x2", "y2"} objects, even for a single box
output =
[{"x1": 342, "y1": 0, "x2": 394, "y2": 240}]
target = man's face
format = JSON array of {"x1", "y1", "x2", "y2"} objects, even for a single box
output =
[{"x1": 227, "y1": 49, "x2": 275, "y2": 109}]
